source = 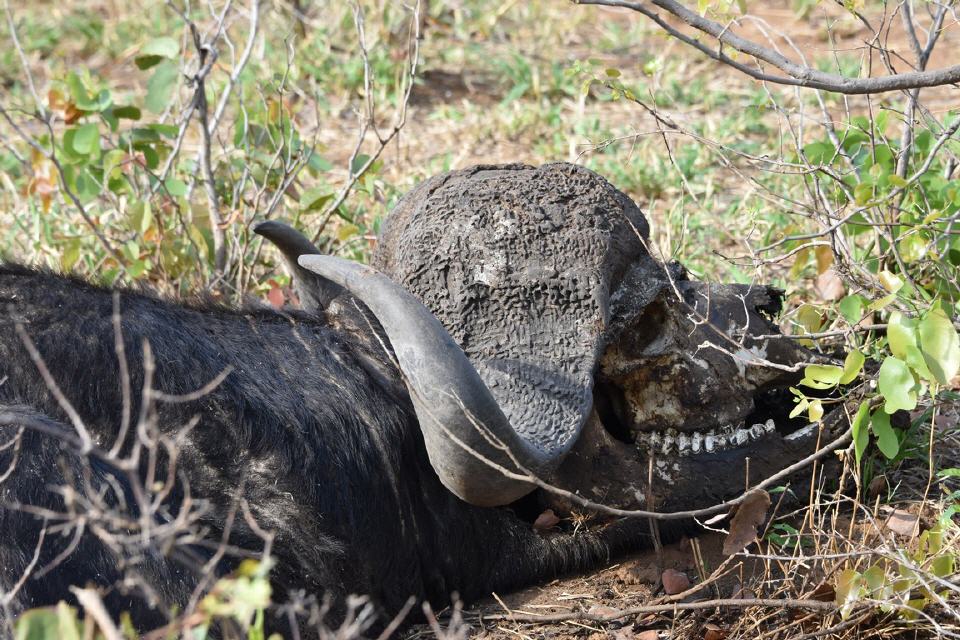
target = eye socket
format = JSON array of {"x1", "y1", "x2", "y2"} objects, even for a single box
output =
[{"x1": 593, "y1": 379, "x2": 634, "y2": 445}]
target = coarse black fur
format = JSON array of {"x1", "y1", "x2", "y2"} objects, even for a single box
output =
[{"x1": 0, "y1": 265, "x2": 648, "y2": 634}]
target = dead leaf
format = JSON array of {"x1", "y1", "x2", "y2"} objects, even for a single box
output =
[
  {"x1": 634, "y1": 631, "x2": 660, "y2": 640},
  {"x1": 722, "y1": 489, "x2": 771, "y2": 555},
  {"x1": 266, "y1": 280, "x2": 285, "y2": 309},
  {"x1": 885, "y1": 509, "x2": 919, "y2": 537},
  {"x1": 814, "y1": 246, "x2": 834, "y2": 274},
  {"x1": 815, "y1": 269, "x2": 846, "y2": 301},
  {"x1": 867, "y1": 475, "x2": 887, "y2": 499},
  {"x1": 703, "y1": 623, "x2": 728, "y2": 640},
  {"x1": 661, "y1": 568, "x2": 690, "y2": 595},
  {"x1": 533, "y1": 509, "x2": 560, "y2": 532}
]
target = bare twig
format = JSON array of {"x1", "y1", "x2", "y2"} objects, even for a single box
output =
[{"x1": 574, "y1": 0, "x2": 960, "y2": 94}]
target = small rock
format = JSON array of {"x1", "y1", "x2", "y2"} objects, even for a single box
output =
[
  {"x1": 661, "y1": 568, "x2": 690, "y2": 595},
  {"x1": 587, "y1": 605, "x2": 622, "y2": 619},
  {"x1": 885, "y1": 509, "x2": 919, "y2": 537}
]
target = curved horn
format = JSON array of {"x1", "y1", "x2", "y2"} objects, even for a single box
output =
[
  {"x1": 254, "y1": 221, "x2": 345, "y2": 312},
  {"x1": 299, "y1": 255, "x2": 562, "y2": 506}
]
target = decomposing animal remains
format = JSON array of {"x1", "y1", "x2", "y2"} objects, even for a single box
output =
[{"x1": 0, "y1": 163, "x2": 834, "y2": 635}]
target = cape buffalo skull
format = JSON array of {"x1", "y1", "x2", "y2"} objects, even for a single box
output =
[{"x1": 258, "y1": 162, "x2": 821, "y2": 512}]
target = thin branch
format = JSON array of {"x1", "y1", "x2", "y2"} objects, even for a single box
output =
[{"x1": 574, "y1": 0, "x2": 960, "y2": 94}]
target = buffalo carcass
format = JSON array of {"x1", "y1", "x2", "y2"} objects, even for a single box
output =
[{"x1": 0, "y1": 163, "x2": 827, "y2": 633}]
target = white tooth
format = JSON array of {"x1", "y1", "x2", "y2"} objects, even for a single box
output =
[
  {"x1": 749, "y1": 423, "x2": 765, "y2": 440},
  {"x1": 661, "y1": 433, "x2": 675, "y2": 456},
  {"x1": 765, "y1": 419, "x2": 776, "y2": 433},
  {"x1": 785, "y1": 423, "x2": 816, "y2": 441},
  {"x1": 649, "y1": 432, "x2": 661, "y2": 450},
  {"x1": 704, "y1": 431, "x2": 716, "y2": 452},
  {"x1": 677, "y1": 433, "x2": 690, "y2": 454},
  {"x1": 733, "y1": 428, "x2": 750, "y2": 446},
  {"x1": 715, "y1": 433, "x2": 728, "y2": 449},
  {"x1": 691, "y1": 432, "x2": 703, "y2": 454}
]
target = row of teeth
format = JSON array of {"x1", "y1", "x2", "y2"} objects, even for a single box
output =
[{"x1": 639, "y1": 420, "x2": 776, "y2": 456}]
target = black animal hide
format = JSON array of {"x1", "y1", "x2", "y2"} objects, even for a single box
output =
[{"x1": 0, "y1": 265, "x2": 646, "y2": 635}]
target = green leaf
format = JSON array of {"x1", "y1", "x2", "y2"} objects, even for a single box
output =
[
  {"x1": 789, "y1": 397, "x2": 809, "y2": 419},
  {"x1": 839, "y1": 351, "x2": 865, "y2": 384},
  {"x1": 931, "y1": 554, "x2": 956, "y2": 578},
  {"x1": 838, "y1": 294, "x2": 866, "y2": 325},
  {"x1": 350, "y1": 153, "x2": 372, "y2": 175},
  {"x1": 14, "y1": 603, "x2": 82, "y2": 640},
  {"x1": 854, "y1": 182, "x2": 874, "y2": 205},
  {"x1": 300, "y1": 187, "x2": 334, "y2": 212},
  {"x1": 604, "y1": 68, "x2": 621, "y2": 78},
  {"x1": 863, "y1": 564, "x2": 888, "y2": 598},
  {"x1": 803, "y1": 141, "x2": 835, "y2": 164},
  {"x1": 164, "y1": 178, "x2": 187, "y2": 197},
  {"x1": 870, "y1": 410, "x2": 899, "y2": 459},
  {"x1": 879, "y1": 270, "x2": 904, "y2": 293},
  {"x1": 918, "y1": 302, "x2": 960, "y2": 385},
  {"x1": 851, "y1": 402, "x2": 870, "y2": 466},
  {"x1": 71, "y1": 123, "x2": 99, "y2": 155},
  {"x1": 888, "y1": 311, "x2": 918, "y2": 361},
  {"x1": 135, "y1": 37, "x2": 180, "y2": 69},
  {"x1": 878, "y1": 356, "x2": 918, "y2": 413},
  {"x1": 130, "y1": 200, "x2": 153, "y2": 235},
  {"x1": 307, "y1": 152, "x2": 333, "y2": 173},
  {"x1": 61, "y1": 238, "x2": 82, "y2": 272},
  {"x1": 807, "y1": 399, "x2": 824, "y2": 422},
  {"x1": 800, "y1": 363, "x2": 844, "y2": 389},
  {"x1": 110, "y1": 105, "x2": 142, "y2": 121},
  {"x1": 888, "y1": 312, "x2": 934, "y2": 380},
  {"x1": 868, "y1": 293, "x2": 896, "y2": 312},
  {"x1": 336, "y1": 222, "x2": 360, "y2": 242},
  {"x1": 66, "y1": 72, "x2": 112, "y2": 111},
  {"x1": 102, "y1": 149, "x2": 126, "y2": 180},
  {"x1": 888, "y1": 174, "x2": 908, "y2": 188},
  {"x1": 145, "y1": 60, "x2": 179, "y2": 114},
  {"x1": 835, "y1": 568, "x2": 864, "y2": 619}
]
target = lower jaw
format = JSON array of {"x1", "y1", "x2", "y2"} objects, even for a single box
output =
[{"x1": 545, "y1": 410, "x2": 842, "y2": 514}]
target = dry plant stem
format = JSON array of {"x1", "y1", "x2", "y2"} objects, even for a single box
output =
[
  {"x1": 70, "y1": 587, "x2": 124, "y2": 640},
  {"x1": 2, "y1": 6, "x2": 126, "y2": 272},
  {"x1": 485, "y1": 597, "x2": 838, "y2": 625},
  {"x1": 311, "y1": 0, "x2": 422, "y2": 245},
  {"x1": 13, "y1": 324, "x2": 93, "y2": 452},
  {"x1": 0, "y1": 525, "x2": 46, "y2": 608},
  {"x1": 574, "y1": 0, "x2": 960, "y2": 93}
]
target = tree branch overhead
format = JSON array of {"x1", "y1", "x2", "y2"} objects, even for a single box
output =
[{"x1": 575, "y1": 0, "x2": 960, "y2": 94}]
